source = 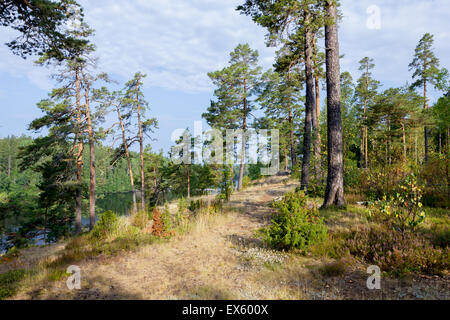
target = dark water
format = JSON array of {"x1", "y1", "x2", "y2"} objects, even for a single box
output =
[{"x1": 1, "y1": 189, "x2": 220, "y2": 253}]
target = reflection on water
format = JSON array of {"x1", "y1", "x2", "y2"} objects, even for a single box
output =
[{"x1": 0, "y1": 190, "x2": 198, "y2": 253}]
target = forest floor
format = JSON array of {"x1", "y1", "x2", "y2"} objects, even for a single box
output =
[{"x1": 4, "y1": 174, "x2": 450, "y2": 300}]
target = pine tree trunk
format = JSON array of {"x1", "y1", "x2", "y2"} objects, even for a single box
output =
[
  {"x1": 322, "y1": 1, "x2": 345, "y2": 208},
  {"x1": 289, "y1": 104, "x2": 297, "y2": 168},
  {"x1": 84, "y1": 84, "x2": 96, "y2": 230},
  {"x1": 238, "y1": 80, "x2": 247, "y2": 191},
  {"x1": 116, "y1": 106, "x2": 137, "y2": 214},
  {"x1": 314, "y1": 73, "x2": 322, "y2": 179},
  {"x1": 364, "y1": 64, "x2": 369, "y2": 168},
  {"x1": 136, "y1": 88, "x2": 146, "y2": 212},
  {"x1": 187, "y1": 164, "x2": 191, "y2": 198},
  {"x1": 284, "y1": 146, "x2": 289, "y2": 171},
  {"x1": 424, "y1": 79, "x2": 429, "y2": 162},
  {"x1": 300, "y1": 10, "x2": 316, "y2": 191},
  {"x1": 360, "y1": 127, "x2": 365, "y2": 168},
  {"x1": 75, "y1": 69, "x2": 83, "y2": 235},
  {"x1": 365, "y1": 127, "x2": 368, "y2": 168},
  {"x1": 312, "y1": 35, "x2": 322, "y2": 180}
]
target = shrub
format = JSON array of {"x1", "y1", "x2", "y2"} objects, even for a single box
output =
[
  {"x1": 162, "y1": 204, "x2": 174, "y2": 232},
  {"x1": 175, "y1": 198, "x2": 188, "y2": 226},
  {"x1": 345, "y1": 225, "x2": 449, "y2": 275},
  {"x1": 248, "y1": 163, "x2": 264, "y2": 181},
  {"x1": 218, "y1": 164, "x2": 233, "y2": 202},
  {"x1": 242, "y1": 176, "x2": 251, "y2": 189},
  {"x1": 305, "y1": 176, "x2": 326, "y2": 198},
  {"x1": 318, "y1": 259, "x2": 348, "y2": 277},
  {"x1": 0, "y1": 269, "x2": 29, "y2": 300},
  {"x1": 368, "y1": 174, "x2": 426, "y2": 232},
  {"x1": 188, "y1": 199, "x2": 207, "y2": 213},
  {"x1": 360, "y1": 163, "x2": 410, "y2": 201},
  {"x1": 419, "y1": 154, "x2": 449, "y2": 208},
  {"x1": 263, "y1": 191, "x2": 327, "y2": 251},
  {"x1": 132, "y1": 210, "x2": 150, "y2": 229},
  {"x1": 89, "y1": 211, "x2": 119, "y2": 240}
]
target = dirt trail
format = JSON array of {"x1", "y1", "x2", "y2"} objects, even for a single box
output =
[{"x1": 16, "y1": 175, "x2": 299, "y2": 300}]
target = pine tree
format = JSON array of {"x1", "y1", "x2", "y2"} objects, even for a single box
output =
[
  {"x1": 322, "y1": 0, "x2": 345, "y2": 207},
  {"x1": 238, "y1": 0, "x2": 323, "y2": 190},
  {"x1": 409, "y1": 33, "x2": 447, "y2": 162},
  {"x1": 1, "y1": 0, "x2": 88, "y2": 60},
  {"x1": 203, "y1": 44, "x2": 262, "y2": 191},
  {"x1": 355, "y1": 57, "x2": 380, "y2": 168},
  {"x1": 123, "y1": 72, "x2": 158, "y2": 211}
]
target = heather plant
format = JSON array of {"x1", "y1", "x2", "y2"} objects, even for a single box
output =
[{"x1": 345, "y1": 225, "x2": 448, "y2": 275}]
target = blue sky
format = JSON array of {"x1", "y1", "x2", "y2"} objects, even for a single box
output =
[{"x1": 0, "y1": 0, "x2": 449, "y2": 154}]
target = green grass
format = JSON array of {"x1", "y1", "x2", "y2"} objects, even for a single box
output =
[{"x1": 0, "y1": 270, "x2": 31, "y2": 300}]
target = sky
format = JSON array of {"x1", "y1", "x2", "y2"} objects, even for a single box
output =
[{"x1": 0, "y1": 0, "x2": 449, "y2": 154}]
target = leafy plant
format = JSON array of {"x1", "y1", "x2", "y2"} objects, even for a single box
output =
[{"x1": 369, "y1": 174, "x2": 426, "y2": 232}]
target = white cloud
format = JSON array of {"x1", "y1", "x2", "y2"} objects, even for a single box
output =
[
  {"x1": 78, "y1": 0, "x2": 276, "y2": 92},
  {"x1": 0, "y1": 0, "x2": 448, "y2": 97}
]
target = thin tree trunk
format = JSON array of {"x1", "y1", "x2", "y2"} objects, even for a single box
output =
[
  {"x1": 312, "y1": 34, "x2": 322, "y2": 180},
  {"x1": 44, "y1": 208, "x2": 47, "y2": 245},
  {"x1": 136, "y1": 87, "x2": 146, "y2": 212},
  {"x1": 84, "y1": 83, "x2": 96, "y2": 230},
  {"x1": 187, "y1": 164, "x2": 191, "y2": 198},
  {"x1": 300, "y1": 10, "x2": 316, "y2": 191},
  {"x1": 75, "y1": 68, "x2": 83, "y2": 235},
  {"x1": 116, "y1": 106, "x2": 137, "y2": 214},
  {"x1": 322, "y1": 1, "x2": 345, "y2": 208},
  {"x1": 289, "y1": 103, "x2": 297, "y2": 168},
  {"x1": 424, "y1": 79, "x2": 429, "y2": 162},
  {"x1": 284, "y1": 145, "x2": 289, "y2": 171},
  {"x1": 360, "y1": 127, "x2": 365, "y2": 168},
  {"x1": 364, "y1": 63, "x2": 369, "y2": 168},
  {"x1": 238, "y1": 79, "x2": 247, "y2": 191},
  {"x1": 365, "y1": 127, "x2": 368, "y2": 168}
]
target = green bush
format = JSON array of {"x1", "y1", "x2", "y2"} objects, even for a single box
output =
[
  {"x1": 89, "y1": 210, "x2": 119, "y2": 240},
  {"x1": 263, "y1": 191, "x2": 327, "y2": 251},
  {"x1": 248, "y1": 163, "x2": 264, "y2": 181}
]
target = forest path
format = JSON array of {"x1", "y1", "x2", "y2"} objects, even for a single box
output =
[{"x1": 19, "y1": 175, "x2": 299, "y2": 299}]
